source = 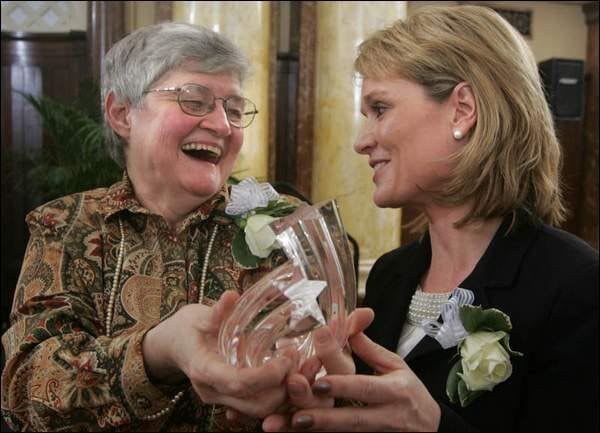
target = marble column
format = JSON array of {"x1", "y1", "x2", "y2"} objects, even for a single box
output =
[
  {"x1": 124, "y1": 2, "x2": 173, "y2": 34},
  {"x1": 173, "y1": 1, "x2": 271, "y2": 181},
  {"x1": 311, "y1": 2, "x2": 407, "y2": 296}
]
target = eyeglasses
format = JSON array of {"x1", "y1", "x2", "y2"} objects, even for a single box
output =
[{"x1": 143, "y1": 83, "x2": 258, "y2": 128}]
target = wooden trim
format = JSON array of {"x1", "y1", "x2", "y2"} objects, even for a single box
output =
[
  {"x1": 1, "y1": 33, "x2": 91, "y2": 331},
  {"x1": 268, "y1": 2, "x2": 279, "y2": 182},
  {"x1": 1, "y1": 35, "x2": 88, "y2": 67},
  {"x1": 1, "y1": 31, "x2": 86, "y2": 41},
  {"x1": 295, "y1": 1, "x2": 316, "y2": 199},
  {"x1": 578, "y1": 4, "x2": 599, "y2": 249},
  {"x1": 583, "y1": 2, "x2": 598, "y2": 25},
  {"x1": 556, "y1": 119, "x2": 585, "y2": 236},
  {"x1": 87, "y1": 1, "x2": 126, "y2": 80}
]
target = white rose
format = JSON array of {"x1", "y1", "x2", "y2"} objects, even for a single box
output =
[
  {"x1": 244, "y1": 214, "x2": 279, "y2": 258},
  {"x1": 458, "y1": 331, "x2": 513, "y2": 392}
]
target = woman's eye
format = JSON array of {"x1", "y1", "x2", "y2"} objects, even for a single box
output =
[
  {"x1": 372, "y1": 104, "x2": 387, "y2": 117},
  {"x1": 227, "y1": 108, "x2": 243, "y2": 121},
  {"x1": 182, "y1": 100, "x2": 209, "y2": 111}
]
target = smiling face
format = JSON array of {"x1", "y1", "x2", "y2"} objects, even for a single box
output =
[
  {"x1": 123, "y1": 68, "x2": 244, "y2": 210},
  {"x1": 355, "y1": 77, "x2": 463, "y2": 209}
]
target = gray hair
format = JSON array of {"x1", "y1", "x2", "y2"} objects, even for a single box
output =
[{"x1": 101, "y1": 22, "x2": 250, "y2": 167}]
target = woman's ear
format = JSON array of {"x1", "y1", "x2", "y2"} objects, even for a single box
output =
[
  {"x1": 105, "y1": 91, "x2": 131, "y2": 140},
  {"x1": 450, "y1": 82, "x2": 477, "y2": 137}
]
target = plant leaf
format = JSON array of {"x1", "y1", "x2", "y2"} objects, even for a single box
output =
[
  {"x1": 13, "y1": 90, "x2": 122, "y2": 203},
  {"x1": 501, "y1": 334, "x2": 523, "y2": 357},
  {"x1": 446, "y1": 360, "x2": 462, "y2": 404},
  {"x1": 457, "y1": 379, "x2": 486, "y2": 407},
  {"x1": 460, "y1": 304, "x2": 512, "y2": 333},
  {"x1": 232, "y1": 229, "x2": 261, "y2": 269},
  {"x1": 227, "y1": 175, "x2": 241, "y2": 185},
  {"x1": 253, "y1": 199, "x2": 298, "y2": 218}
]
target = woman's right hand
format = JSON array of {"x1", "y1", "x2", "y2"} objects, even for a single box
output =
[
  {"x1": 260, "y1": 307, "x2": 375, "y2": 431},
  {"x1": 264, "y1": 330, "x2": 442, "y2": 432},
  {"x1": 142, "y1": 291, "x2": 293, "y2": 418}
]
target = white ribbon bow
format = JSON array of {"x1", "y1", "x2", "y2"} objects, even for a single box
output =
[
  {"x1": 225, "y1": 177, "x2": 280, "y2": 216},
  {"x1": 279, "y1": 278, "x2": 326, "y2": 329},
  {"x1": 420, "y1": 287, "x2": 474, "y2": 349}
]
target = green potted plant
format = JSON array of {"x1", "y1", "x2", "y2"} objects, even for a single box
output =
[{"x1": 11, "y1": 82, "x2": 122, "y2": 204}]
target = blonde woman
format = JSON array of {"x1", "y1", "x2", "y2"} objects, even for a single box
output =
[{"x1": 264, "y1": 6, "x2": 598, "y2": 432}]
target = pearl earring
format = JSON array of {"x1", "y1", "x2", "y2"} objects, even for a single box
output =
[{"x1": 453, "y1": 129, "x2": 463, "y2": 140}]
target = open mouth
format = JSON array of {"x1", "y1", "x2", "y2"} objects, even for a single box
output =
[
  {"x1": 373, "y1": 161, "x2": 388, "y2": 172},
  {"x1": 181, "y1": 143, "x2": 222, "y2": 164}
]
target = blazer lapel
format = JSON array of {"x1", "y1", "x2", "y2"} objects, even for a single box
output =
[
  {"x1": 373, "y1": 278, "x2": 413, "y2": 353},
  {"x1": 404, "y1": 333, "x2": 446, "y2": 362},
  {"x1": 363, "y1": 234, "x2": 430, "y2": 355},
  {"x1": 404, "y1": 213, "x2": 538, "y2": 362},
  {"x1": 392, "y1": 234, "x2": 441, "y2": 362}
]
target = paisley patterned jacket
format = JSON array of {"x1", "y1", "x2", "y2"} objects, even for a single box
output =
[{"x1": 1, "y1": 174, "x2": 285, "y2": 431}]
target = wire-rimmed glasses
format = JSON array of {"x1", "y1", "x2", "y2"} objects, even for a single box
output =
[{"x1": 143, "y1": 83, "x2": 258, "y2": 128}]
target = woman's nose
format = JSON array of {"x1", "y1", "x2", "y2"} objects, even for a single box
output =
[
  {"x1": 354, "y1": 127, "x2": 375, "y2": 155},
  {"x1": 199, "y1": 101, "x2": 232, "y2": 137}
]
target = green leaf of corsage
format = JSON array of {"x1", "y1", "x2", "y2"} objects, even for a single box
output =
[
  {"x1": 444, "y1": 301, "x2": 522, "y2": 407},
  {"x1": 232, "y1": 229, "x2": 261, "y2": 269}
]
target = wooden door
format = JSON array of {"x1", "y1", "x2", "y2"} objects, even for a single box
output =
[{"x1": 1, "y1": 31, "x2": 88, "y2": 332}]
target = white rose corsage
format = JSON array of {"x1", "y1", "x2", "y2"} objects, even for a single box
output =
[
  {"x1": 225, "y1": 177, "x2": 297, "y2": 268},
  {"x1": 420, "y1": 288, "x2": 523, "y2": 407}
]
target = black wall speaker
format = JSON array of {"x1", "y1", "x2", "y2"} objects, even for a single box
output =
[{"x1": 538, "y1": 58, "x2": 585, "y2": 120}]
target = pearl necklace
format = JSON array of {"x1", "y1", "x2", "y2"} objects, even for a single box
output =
[
  {"x1": 406, "y1": 286, "x2": 453, "y2": 326},
  {"x1": 105, "y1": 218, "x2": 218, "y2": 421},
  {"x1": 105, "y1": 218, "x2": 126, "y2": 337}
]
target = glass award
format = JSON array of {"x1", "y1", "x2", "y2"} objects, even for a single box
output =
[{"x1": 218, "y1": 199, "x2": 357, "y2": 368}]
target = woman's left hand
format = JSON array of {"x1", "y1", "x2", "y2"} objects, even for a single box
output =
[
  {"x1": 227, "y1": 308, "x2": 374, "y2": 427},
  {"x1": 263, "y1": 331, "x2": 441, "y2": 432}
]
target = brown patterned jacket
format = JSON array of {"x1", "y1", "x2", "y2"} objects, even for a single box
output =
[{"x1": 1, "y1": 174, "x2": 286, "y2": 431}]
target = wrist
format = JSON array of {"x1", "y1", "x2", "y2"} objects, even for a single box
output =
[{"x1": 142, "y1": 325, "x2": 187, "y2": 385}]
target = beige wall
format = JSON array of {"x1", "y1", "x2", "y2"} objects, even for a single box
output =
[
  {"x1": 408, "y1": 1, "x2": 588, "y2": 61},
  {"x1": 311, "y1": 2, "x2": 408, "y2": 297},
  {"x1": 124, "y1": 1, "x2": 158, "y2": 32},
  {"x1": 173, "y1": 2, "x2": 272, "y2": 182}
]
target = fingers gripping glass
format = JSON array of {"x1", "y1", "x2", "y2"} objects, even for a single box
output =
[{"x1": 143, "y1": 83, "x2": 258, "y2": 128}]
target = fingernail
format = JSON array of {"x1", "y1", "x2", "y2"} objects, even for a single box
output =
[
  {"x1": 293, "y1": 414, "x2": 313, "y2": 430},
  {"x1": 312, "y1": 380, "x2": 331, "y2": 395}
]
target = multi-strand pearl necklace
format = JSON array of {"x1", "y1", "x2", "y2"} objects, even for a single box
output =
[
  {"x1": 406, "y1": 286, "x2": 453, "y2": 326},
  {"x1": 105, "y1": 219, "x2": 218, "y2": 421}
]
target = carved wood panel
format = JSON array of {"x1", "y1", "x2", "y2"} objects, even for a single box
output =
[{"x1": 1, "y1": 31, "x2": 88, "y2": 331}]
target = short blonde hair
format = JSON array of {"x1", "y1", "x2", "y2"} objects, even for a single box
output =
[{"x1": 355, "y1": 5, "x2": 566, "y2": 229}]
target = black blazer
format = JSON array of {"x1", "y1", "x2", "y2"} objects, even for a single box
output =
[{"x1": 358, "y1": 214, "x2": 599, "y2": 432}]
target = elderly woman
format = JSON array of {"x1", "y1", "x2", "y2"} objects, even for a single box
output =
[
  {"x1": 263, "y1": 5, "x2": 598, "y2": 432},
  {"x1": 1, "y1": 23, "x2": 295, "y2": 431}
]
